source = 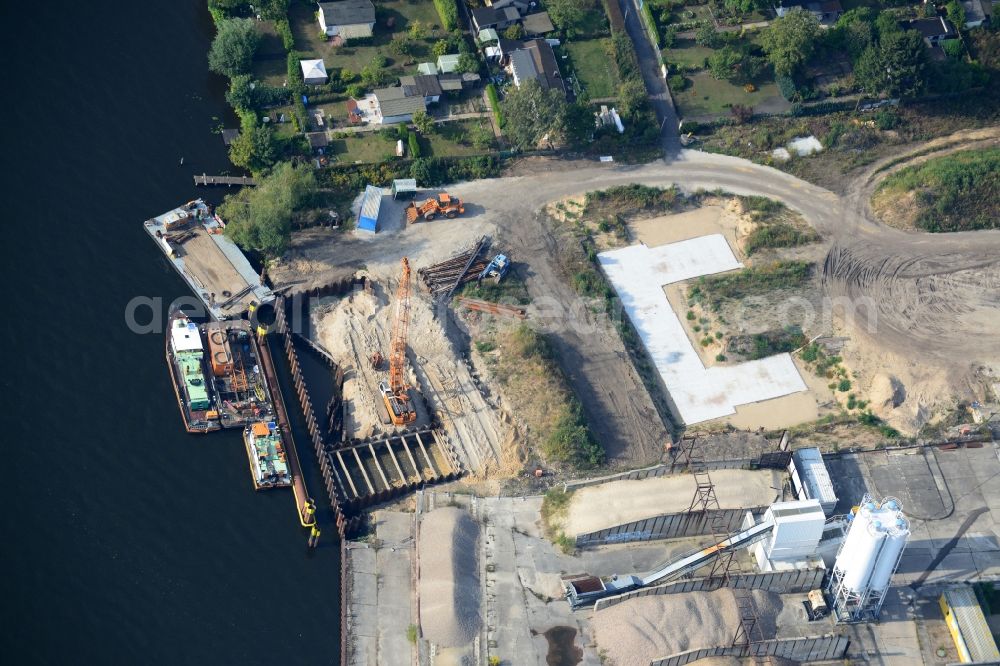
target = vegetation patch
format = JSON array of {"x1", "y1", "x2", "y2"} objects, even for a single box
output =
[
  {"x1": 484, "y1": 325, "x2": 604, "y2": 469},
  {"x1": 874, "y1": 147, "x2": 1000, "y2": 232},
  {"x1": 692, "y1": 261, "x2": 813, "y2": 310},
  {"x1": 583, "y1": 184, "x2": 683, "y2": 219},
  {"x1": 727, "y1": 327, "x2": 807, "y2": 360},
  {"x1": 738, "y1": 195, "x2": 819, "y2": 254}
]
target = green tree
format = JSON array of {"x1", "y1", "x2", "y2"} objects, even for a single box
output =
[
  {"x1": 855, "y1": 29, "x2": 928, "y2": 98},
  {"x1": 228, "y1": 112, "x2": 278, "y2": 173},
  {"x1": 361, "y1": 55, "x2": 391, "y2": 87},
  {"x1": 546, "y1": 0, "x2": 598, "y2": 38},
  {"x1": 432, "y1": 39, "x2": 450, "y2": 57},
  {"x1": 226, "y1": 74, "x2": 257, "y2": 111},
  {"x1": 408, "y1": 20, "x2": 429, "y2": 40},
  {"x1": 388, "y1": 35, "x2": 416, "y2": 57},
  {"x1": 503, "y1": 24, "x2": 525, "y2": 40},
  {"x1": 695, "y1": 23, "x2": 724, "y2": 49},
  {"x1": 457, "y1": 53, "x2": 480, "y2": 74},
  {"x1": 760, "y1": 8, "x2": 820, "y2": 77},
  {"x1": 259, "y1": 0, "x2": 290, "y2": 21},
  {"x1": 220, "y1": 161, "x2": 318, "y2": 257},
  {"x1": 874, "y1": 13, "x2": 902, "y2": 40},
  {"x1": 208, "y1": 18, "x2": 260, "y2": 77},
  {"x1": 616, "y1": 78, "x2": 649, "y2": 119},
  {"x1": 412, "y1": 110, "x2": 434, "y2": 134},
  {"x1": 945, "y1": 0, "x2": 965, "y2": 29},
  {"x1": 500, "y1": 79, "x2": 567, "y2": 150},
  {"x1": 723, "y1": 0, "x2": 753, "y2": 17}
]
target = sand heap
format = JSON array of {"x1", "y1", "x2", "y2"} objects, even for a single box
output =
[
  {"x1": 418, "y1": 507, "x2": 482, "y2": 647},
  {"x1": 592, "y1": 590, "x2": 783, "y2": 666},
  {"x1": 561, "y1": 469, "x2": 781, "y2": 537}
]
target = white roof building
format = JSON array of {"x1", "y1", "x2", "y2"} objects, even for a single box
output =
[{"x1": 300, "y1": 59, "x2": 328, "y2": 85}]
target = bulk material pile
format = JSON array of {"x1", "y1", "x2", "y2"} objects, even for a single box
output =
[
  {"x1": 592, "y1": 590, "x2": 782, "y2": 666},
  {"x1": 598, "y1": 235, "x2": 807, "y2": 424},
  {"x1": 561, "y1": 469, "x2": 781, "y2": 537},
  {"x1": 418, "y1": 507, "x2": 482, "y2": 647}
]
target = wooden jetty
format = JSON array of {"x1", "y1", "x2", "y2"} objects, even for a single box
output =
[{"x1": 193, "y1": 173, "x2": 257, "y2": 187}]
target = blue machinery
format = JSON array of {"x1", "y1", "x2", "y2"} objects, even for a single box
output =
[{"x1": 564, "y1": 519, "x2": 775, "y2": 608}]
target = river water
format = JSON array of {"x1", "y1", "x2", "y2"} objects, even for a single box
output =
[{"x1": 1, "y1": 3, "x2": 341, "y2": 663}]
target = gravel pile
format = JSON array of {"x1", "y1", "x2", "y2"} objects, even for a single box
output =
[
  {"x1": 592, "y1": 590, "x2": 783, "y2": 666},
  {"x1": 418, "y1": 507, "x2": 481, "y2": 647}
]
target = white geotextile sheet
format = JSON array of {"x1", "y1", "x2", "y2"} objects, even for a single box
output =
[{"x1": 598, "y1": 235, "x2": 807, "y2": 424}]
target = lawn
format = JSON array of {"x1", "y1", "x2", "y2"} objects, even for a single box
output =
[
  {"x1": 665, "y1": 39, "x2": 714, "y2": 69},
  {"x1": 673, "y1": 71, "x2": 786, "y2": 119},
  {"x1": 252, "y1": 20, "x2": 293, "y2": 86},
  {"x1": 423, "y1": 118, "x2": 494, "y2": 156},
  {"x1": 289, "y1": 0, "x2": 442, "y2": 81},
  {"x1": 328, "y1": 132, "x2": 401, "y2": 164},
  {"x1": 566, "y1": 39, "x2": 619, "y2": 99}
]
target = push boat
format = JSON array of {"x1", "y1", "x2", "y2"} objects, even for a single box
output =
[
  {"x1": 243, "y1": 421, "x2": 292, "y2": 490},
  {"x1": 166, "y1": 312, "x2": 222, "y2": 433}
]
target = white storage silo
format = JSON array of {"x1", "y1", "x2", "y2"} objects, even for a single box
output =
[
  {"x1": 834, "y1": 502, "x2": 884, "y2": 594},
  {"x1": 869, "y1": 511, "x2": 909, "y2": 593},
  {"x1": 827, "y1": 495, "x2": 909, "y2": 622}
]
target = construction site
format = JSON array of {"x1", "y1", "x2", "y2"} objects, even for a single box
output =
[{"x1": 252, "y1": 145, "x2": 1000, "y2": 666}]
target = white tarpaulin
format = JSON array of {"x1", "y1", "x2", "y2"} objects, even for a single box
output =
[{"x1": 598, "y1": 235, "x2": 808, "y2": 424}]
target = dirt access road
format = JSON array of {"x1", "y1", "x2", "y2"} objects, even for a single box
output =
[{"x1": 272, "y1": 142, "x2": 1000, "y2": 462}]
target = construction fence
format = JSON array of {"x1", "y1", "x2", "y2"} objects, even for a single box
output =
[
  {"x1": 576, "y1": 508, "x2": 757, "y2": 547},
  {"x1": 649, "y1": 634, "x2": 850, "y2": 665},
  {"x1": 593, "y1": 568, "x2": 826, "y2": 612}
]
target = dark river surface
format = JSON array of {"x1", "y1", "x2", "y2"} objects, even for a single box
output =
[{"x1": 1, "y1": 2, "x2": 341, "y2": 663}]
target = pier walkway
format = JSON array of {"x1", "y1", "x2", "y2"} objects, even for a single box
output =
[{"x1": 193, "y1": 174, "x2": 256, "y2": 187}]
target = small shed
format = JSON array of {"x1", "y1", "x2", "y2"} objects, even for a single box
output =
[
  {"x1": 523, "y1": 11, "x2": 555, "y2": 35},
  {"x1": 417, "y1": 62, "x2": 439, "y2": 76},
  {"x1": 437, "y1": 54, "x2": 462, "y2": 74},
  {"x1": 392, "y1": 179, "x2": 417, "y2": 200},
  {"x1": 221, "y1": 128, "x2": 240, "y2": 146},
  {"x1": 306, "y1": 131, "x2": 329, "y2": 149},
  {"x1": 300, "y1": 59, "x2": 329, "y2": 85},
  {"x1": 477, "y1": 28, "x2": 499, "y2": 44},
  {"x1": 357, "y1": 185, "x2": 383, "y2": 232}
]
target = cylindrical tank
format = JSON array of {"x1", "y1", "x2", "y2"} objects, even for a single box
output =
[
  {"x1": 869, "y1": 514, "x2": 909, "y2": 592},
  {"x1": 835, "y1": 505, "x2": 885, "y2": 593}
]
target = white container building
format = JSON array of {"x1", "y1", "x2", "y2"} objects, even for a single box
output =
[{"x1": 789, "y1": 447, "x2": 838, "y2": 516}]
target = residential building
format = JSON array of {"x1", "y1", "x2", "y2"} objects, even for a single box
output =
[
  {"x1": 960, "y1": 0, "x2": 989, "y2": 28},
  {"x1": 471, "y1": 6, "x2": 521, "y2": 32},
  {"x1": 774, "y1": 0, "x2": 844, "y2": 22},
  {"x1": 485, "y1": 0, "x2": 531, "y2": 11},
  {"x1": 318, "y1": 0, "x2": 376, "y2": 39},
  {"x1": 507, "y1": 39, "x2": 566, "y2": 96},
  {"x1": 371, "y1": 87, "x2": 426, "y2": 124},
  {"x1": 906, "y1": 16, "x2": 959, "y2": 46},
  {"x1": 299, "y1": 59, "x2": 328, "y2": 85},
  {"x1": 400, "y1": 74, "x2": 443, "y2": 104}
]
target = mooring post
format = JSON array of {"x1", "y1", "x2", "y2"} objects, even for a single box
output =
[{"x1": 308, "y1": 525, "x2": 320, "y2": 548}]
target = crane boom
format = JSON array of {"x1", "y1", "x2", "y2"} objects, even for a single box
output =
[{"x1": 389, "y1": 257, "x2": 411, "y2": 394}]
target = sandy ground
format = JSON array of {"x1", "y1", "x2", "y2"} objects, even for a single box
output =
[
  {"x1": 628, "y1": 202, "x2": 742, "y2": 250},
  {"x1": 559, "y1": 469, "x2": 782, "y2": 537},
  {"x1": 312, "y1": 285, "x2": 513, "y2": 475}
]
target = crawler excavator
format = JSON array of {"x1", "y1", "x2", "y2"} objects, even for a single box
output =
[{"x1": 378, "y1": 257, "x2": 418, "y2": 425}]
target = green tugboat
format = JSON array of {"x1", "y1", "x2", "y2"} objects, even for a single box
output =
[{"x1": 166, "y1": 311, "x2": 221, "y2": 433}]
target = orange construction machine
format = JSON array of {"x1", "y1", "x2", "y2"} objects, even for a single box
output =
[
  {"x1": 404, "y1": 193, "x2": 465, "y2": 223},
  {"x1": 378, "y1": 257, "x2": 418, "y2": 425}
]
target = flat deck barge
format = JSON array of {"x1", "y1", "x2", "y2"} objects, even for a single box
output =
[{"x1": 144, "y1": 199, "x2": 273, "y2": 320}]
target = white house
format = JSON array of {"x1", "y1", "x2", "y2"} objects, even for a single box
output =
[
  {"x1": 300, "y1": 59, "x2": 328, "y2": 85},
  {"x1": 318, "y1": 0, "x2": 376, "y2": 39}
]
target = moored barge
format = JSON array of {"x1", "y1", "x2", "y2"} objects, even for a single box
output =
[
  {"x1": 166, "y1": 312, "x2": 221, "y2": 433},
  {"x1": 243, "y1": 422, "x2": 292, "y2": 489}
]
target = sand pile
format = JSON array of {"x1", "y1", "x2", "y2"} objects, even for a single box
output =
[
  {"x1": 561, "y1": 469, "x2": 781, "y2": 537},
  {"x1": 418, "y1": 507, "x2": 482, "y2": 647},
  {"x1": 592, "y1": 590, "x2": 783, "y2": 666}
]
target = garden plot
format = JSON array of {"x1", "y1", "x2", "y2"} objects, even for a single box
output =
[{"x1": 598, "y1": 235, "x2": 807, "y2": 424}]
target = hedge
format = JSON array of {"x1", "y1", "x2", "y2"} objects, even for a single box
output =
[
  {"x1": 407, "y1": 131, "x2": 421, "y2": 158},
  {"x1": 641, "y1": 1, "x2": 661, "y2": 48},
  {"x1": 433, "y1": 0, "x2": 459, "y2": 31},
  {"x1": 274, "y1": 18, "x2": 294, "y2": 51},
  {"x1": 486, "y1": 83, "x2": 505, "y2": 128}
]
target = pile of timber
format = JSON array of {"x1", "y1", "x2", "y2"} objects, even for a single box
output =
[
  {"x1": 417, "y1": 236, "x2": 489, "y2": 298},
  {"x1": 457, "y1": 298, "x2": 526, "y2": 319}
]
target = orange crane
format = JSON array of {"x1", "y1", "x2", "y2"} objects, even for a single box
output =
[{"x1": 379, "y1": 257, "x2": 417, "y2": 425}]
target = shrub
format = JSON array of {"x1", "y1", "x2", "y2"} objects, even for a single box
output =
[
  {"x1": 407, "y1": 131, "x2": 421, "y2": 158},
  {"x1": 743, "y1": 222, "x2": 818, "y2": 255},
  {"x1": 668, "y1": 74, "x2": 688, "y2": 91},
  {"x1": 208, "y1": 18, "x2": 260, "y2": 77},
  {"x1": 776, "y1": 74, "x2": 797, "y2": 101},
  {"x1": 486, "y1": 83, "x2": 505, "y2": 128},
  {"x1": 837, "y1": 379, "x2": 852, "y2": 392}
]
